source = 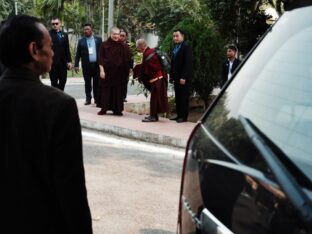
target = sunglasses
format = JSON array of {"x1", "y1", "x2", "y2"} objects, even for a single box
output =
[{"x1": 52, "y1": 22, "x2": 59, "y2": 25}]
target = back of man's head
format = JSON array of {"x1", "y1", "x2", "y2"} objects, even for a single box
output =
[{"x1": 0, "y1": 15, "x2": 44, "y2": 68}]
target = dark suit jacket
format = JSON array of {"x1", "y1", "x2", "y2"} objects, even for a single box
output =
[
  {"x1": 0, "y1": 68, "x2": 92, "y2": 234},
  {"x1": 74, "y1": 36, "x2": 102, "y2": 72},
  {"x1": 220, "y1": 58, "x2": 241, "y2": 88},
  {"x1": 170, "y1": 41, "x2": 193, "y2": 83},
  {"x1": 50, "y1": 29, "x2": 72, "y2": 65},
  {"x1": 0, "y1": 61, "x2": 5, "y2": 77}
]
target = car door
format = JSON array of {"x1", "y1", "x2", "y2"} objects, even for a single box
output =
[{"x1": 178, "y1": 4, "x2": 312, "y2": 234}]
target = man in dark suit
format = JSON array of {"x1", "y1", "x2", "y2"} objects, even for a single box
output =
[
  {"x1": 120, "y1": 29, "x2": 133, "y2": 102},
  {"x1": 74, "y1": 23, "x2": 102, "y2": 105},
  {"x1": 0, "y1": 20, "x2": 6, "y2": 77},
  {"x1": 0, "y1": 15, "x2": 92, "y2": 234},
  {"x1": 220, "y1": 45, "x2": 241, "y2": 88},
  {"x1": 49, "y1": 17, "x2": 72, "y2": 91},
  {"x1": 169, "y1": 29, "x2": 193, "y2": 123}
]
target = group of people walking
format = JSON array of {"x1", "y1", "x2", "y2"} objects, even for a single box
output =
[
  {"x1": 0, "y1": 16, "x2": 241, "y2": 124},
  {"x1": 42, "y1": 16, "x2": 242, "y2": 124},
  {"x1": 49, "y1": 17, "x2": 194, "y2": 123}
]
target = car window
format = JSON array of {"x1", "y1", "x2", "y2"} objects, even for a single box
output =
[{"x1": 202, "y1": 6, "x2": 312, "y2": 183}]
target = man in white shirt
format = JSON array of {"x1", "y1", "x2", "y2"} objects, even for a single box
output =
[
  {"x1": 221, "y1": 45, "x2": 241, "y2": 88},
  {"x1": 74, "y1": 23, "x2": 102, "y2": 105}
]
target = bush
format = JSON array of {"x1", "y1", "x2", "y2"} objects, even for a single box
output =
[{"x1": 160, "y1": 17, "x2": 225, "y2": 108}]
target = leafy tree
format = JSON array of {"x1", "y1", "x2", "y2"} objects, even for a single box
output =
[
  {"x1": 115, "y1": 0, "x2": 203, "y2": 41},
  {"x1": 0, "y1": 1, "x2": 13, "y2": 21},
  {"x1": 0, "y1": 0, "x2": 37, "y2": 21},
  {"x1": 204, "y1": 0, "x2": 283, "y2": 55},
  {"x1": 0, "y1": 0, "x2": 285, "y2": 106},
  {"x1": 38, "y1": 0, "x2": 65, "y2": 19}
]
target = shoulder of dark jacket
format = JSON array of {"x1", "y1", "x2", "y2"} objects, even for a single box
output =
[{"x1": 182, "y1": 41, "x2": 191, "y2": 48}]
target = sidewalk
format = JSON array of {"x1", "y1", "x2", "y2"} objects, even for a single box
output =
[
  {"x1": 42, "y1": 77, "x2": 197, "y2": 148},
  {"x1": 77, "y1": 95, "x2": 196, "y2": 149}
]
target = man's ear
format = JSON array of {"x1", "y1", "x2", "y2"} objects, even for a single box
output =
[{"x1": 28, "y1": 42, "x2": 39, "y2": 61}]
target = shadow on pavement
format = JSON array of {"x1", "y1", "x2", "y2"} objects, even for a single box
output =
[{"x1": 140, "y1": 229, "x2": 175, "y2": 234}]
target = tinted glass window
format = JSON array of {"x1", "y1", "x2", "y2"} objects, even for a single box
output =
[{"x1": 203, "y1": 6, "x2": 312, "y2": 183}]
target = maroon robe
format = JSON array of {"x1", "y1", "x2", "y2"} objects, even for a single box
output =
[
  {"x1": 97, "y1": 38, "x2": 132, "y2": 113},
  {"x1": 134, "y1": 47, "x2": 169, "y2": 117}
]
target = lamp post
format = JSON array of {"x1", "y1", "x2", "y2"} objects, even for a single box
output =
[
  {"x1": 107, "y1": 0, "x2": 114, "y2": 34},
  {"x1": 101, "y1": 0, "x2": 105, "y2": 39},
  {"x1": 14, "y1": 1, "x2": 18, "y2": 15}
]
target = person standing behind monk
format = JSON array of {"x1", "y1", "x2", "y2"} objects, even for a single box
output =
[
  {"x1": 134, "y1": 38, "x2": 169, "y2": 122},
  {"x1": 97, "y1": 27, "x2": 132, "y2": 116}
]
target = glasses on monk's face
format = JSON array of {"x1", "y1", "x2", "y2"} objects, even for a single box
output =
[{"x1": 52, "y1": 22, "x2": 59, "y2": 26}]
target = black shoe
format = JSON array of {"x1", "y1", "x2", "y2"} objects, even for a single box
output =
[
  {"x1": 142, "y1": 116, "x2": 158, "y2": 122},
  {"x1": 113, "y1": 112, "x2": 123, "y2": 116},
  {"x1": 144, "y1": 115, "x2": 158, "y2": 121},
  {"x1": 176, "y1": 118, "x2": 186, "y2": 123},
  {"x1": 97, "y1": 110, "x2": 106, "y2": 115},
  {"x1": 84, "y1": 100, "x2": 91, "y2": 105},
  {"x1": 169, "y1": 116, "x2": 178, "y2": 121}
]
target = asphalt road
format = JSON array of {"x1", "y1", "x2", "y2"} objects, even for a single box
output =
[
  {"x1": 42, "y1": 77, "x2": 174, "y2": 100},
  {"x1": 40, "y1": 78, "x2": 143, "y2": 100},
  {"x1": 82, "y1": 130, "x2": 184, "y2": 234}
]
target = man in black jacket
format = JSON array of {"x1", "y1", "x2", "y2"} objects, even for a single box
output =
[
  {"x1": 220, "y1": 45, "x2": 241, "y2": 88},
  {"x1": 0, "y1": 15, "x2": 92, "y2": 234},
  {"x1": 169, "y1": 29, "x2": 193, "y2": 123},
  {"x1": 74, "y1": 23, "x2": 102, "y2": 105},
  {"x1": 120, "y1": 29, "x2": 134, "y2": 102},
  {"x1": 0, "y1": 20, "x2": 6, "y2": 77},
  {"x1": 49, "y1": 17, "x2": 72, "y2": 91}
]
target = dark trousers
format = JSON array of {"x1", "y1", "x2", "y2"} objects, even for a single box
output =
[
  {"x1": 123, "y1": 77, "x2": 129, "y2": 100},
  {"x1": 83, "y1": 63, "x2": 99, "y2": 102},
  {"x1": 49, "y1": 63, "x2": 67, "y2": 91},
  {"x1": 150, "y1": 78, "x2": 169, "y2": 117},
  {"x1": 174, "y1": 82, "x2": 190, "y2": 121}
]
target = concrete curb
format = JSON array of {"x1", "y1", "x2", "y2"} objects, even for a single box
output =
[{"x1": 80, "y1": 118, "x2": 188, "y2": 149}]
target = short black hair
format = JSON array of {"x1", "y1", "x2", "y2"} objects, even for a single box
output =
[
  {"x1": 51, "y1": 16, "x2": 60, "y2": 21},
  {"x1": 83, "y1": 23, "x2": 93, "y2": 28},
  {"x1": 228, "y1": 45, "x2": 238, "y2": 52},
  {"x1": 120, "y1": 29, "x2": 128, "y2": 36},
  {"x1": 173, "y1": 29, "x2": 186, "y2": 36},
  {"x1": 0, "y1": 15, "x2": 44, "y2": 68}
]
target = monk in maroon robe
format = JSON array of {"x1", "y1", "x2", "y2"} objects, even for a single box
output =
[
  {"x1": 97, "y1": 27, "x2": 132, "y2": 115},
  {"x1": 134, "y1": 39, "x2": 169, "y2": 122}
]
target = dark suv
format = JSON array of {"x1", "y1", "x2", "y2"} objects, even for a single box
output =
[{"x1": 177, "y1": 1, "x2": 312, "y2": 234}]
